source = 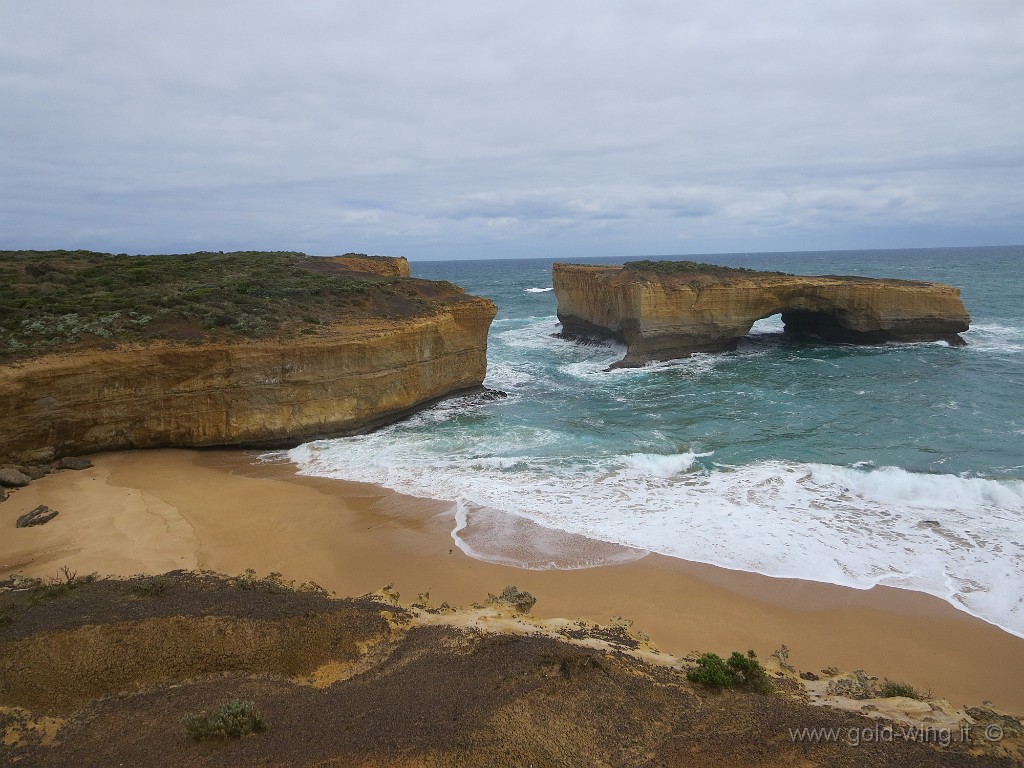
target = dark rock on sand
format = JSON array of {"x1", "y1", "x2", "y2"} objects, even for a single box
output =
[
  {"x1": 0, "y1": 468, "x2": 31, "y2": 488},
  {"x1": 488, "y1": 585, "x2": 537, "y2": 613},
  {"x1": 57, "y1": 457, "x2": 93, "y2": 471},
  {"x1": 826, "y1": 670, "x2": 876, "y2": 699},
  {"x1": 25, "y1": 465, "x2": 51, "y2": 480},
  {"x1": 16, "y1": 505, "x2": 59, "y2": 528}
]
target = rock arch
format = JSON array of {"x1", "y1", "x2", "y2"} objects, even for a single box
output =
[{"x1": 553, "y1": 263, "x2": 971, "y2": 368}]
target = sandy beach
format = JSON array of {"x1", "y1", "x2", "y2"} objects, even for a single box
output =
[{"x1": 2, "y1": 448, "x2": 1023, "y2": 714}]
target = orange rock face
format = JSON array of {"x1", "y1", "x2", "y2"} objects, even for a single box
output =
[
  {"x1": 0, "y1": 298, "x2": 495, "y2": 464},
  {"x1": 320, "y1": 255, "x2": 412, "y2": 277},
  {"x1": 553, "y1": 263, "x2": 971, "y2": 367}
]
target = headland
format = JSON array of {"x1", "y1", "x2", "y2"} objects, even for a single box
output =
[{"x1": 0, "y1": 250, "x2": 496, "y2": 464}]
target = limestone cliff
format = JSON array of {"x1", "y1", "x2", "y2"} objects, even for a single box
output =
[
  {"x1": 0, "y1": 299, "x2": 494, "y2": 464},
  {"x1": 0, "y1": 250, "x2": 495, "y2": 464},
  {"x1": 320, "y1": 254, "x2": 411, "y2": 277},
  {"x1": 554, "y1": 262, "x2": 971, "y2": 367}
]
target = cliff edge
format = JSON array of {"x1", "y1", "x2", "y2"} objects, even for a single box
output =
[
  {"x1": 554, "y1": 261, "x2": 970, "y2": 367},
  {"x1": 320, "y1": 253, "x2": 411, "y2": 277},
  {"x1": 0, "y1": 251, "x2": 495, "y2": 464}
]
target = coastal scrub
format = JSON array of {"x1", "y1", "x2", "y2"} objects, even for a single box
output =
[
  {"x1": 0, "y1": 250, "x2": 446, "y2": 359},
  {"x1": 686, "y1": 650, "x2": 773, "y2": 694},
  {"x1": 181, "y1": 700, "x2": 266, "y2": 741}
]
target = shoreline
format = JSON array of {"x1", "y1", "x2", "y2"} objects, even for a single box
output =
[{"x1": 2, "y1": 447, "x2": 1023, "y2": 714}]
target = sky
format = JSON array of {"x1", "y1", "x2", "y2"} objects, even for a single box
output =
[{"x1": 1, "y1": 1, "x2": 1022, "y2": 261}]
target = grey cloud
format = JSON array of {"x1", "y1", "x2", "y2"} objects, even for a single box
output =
[
  {"x1": 438, "y1": 193, "x2": 631, "y2": 222},
  {"x1": 1, "y1": 0, "x2": 1021, "y2": 257}
]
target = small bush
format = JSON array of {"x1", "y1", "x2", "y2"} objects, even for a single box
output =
[
  {"x1": 687, "y1": 650, "x2": 773, "y2": 694},
  {"x1": 686, "y1": 653, "x2": 734, "y2": 688},
  {"x1": 126, "y1": 577, "x2": 169, "y2": 597},
  {"x1": 624, "y1": 260, "x2": 789, "y2": 279},
  {"x1": 182, "y1": 700, "x2": 266, "y2": 741},
  {"x1": 30, "y1": 567, "x2": 97, "y2": 604},
  {"x1": 230, "y1": 569, "x2": 291, "y2": 592},
  {"x1": 880, "y1": 679, "x2": 922, "y2": 699}
]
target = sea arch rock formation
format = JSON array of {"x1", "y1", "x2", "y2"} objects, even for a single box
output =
[{"x1": 553, "y1": 262, "x2": 971, "y2": 368}]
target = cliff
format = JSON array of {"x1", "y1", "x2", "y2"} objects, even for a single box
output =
[
  {"x1": 554, "y1": 261, "x2": 971, "y2": 367},
  {"x1": 0, "y1": 251, "x2": 495, "y2": 464},
  {"x1": 320, "y1": 254, "x2": 411, "y2": 277}
]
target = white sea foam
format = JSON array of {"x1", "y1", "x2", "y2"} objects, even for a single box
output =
[
  {"x1": 254, "y1": 450, "x2": 291, "y2": 464},
  {"x1": 637, "y1": 353, "x2": 725, "y2": 376},
  {"x1": 290, "y1": 437, "x2": 1024, "y2": 638},
  {"x1": 964, "y1": 323, "x2": 1024, "y2": 354},
  {"x1": 496, "y1": 318, "x2": 566, "y2": 351},
  {"x1": 496, "y1": 316, "x2": 735, "y2": 380},
  {"x1": 620, "y1": 451, "x2": 712, "y2": 478},
  {"x1": 524, "y1": 286, "x2": 554, "y2": 293},
  {"x1": 451, "y1": 499, "x2": 648, "y2": 570},
  {"x1": 484, "y1": 360, "x2": 534, "y2": 389}
]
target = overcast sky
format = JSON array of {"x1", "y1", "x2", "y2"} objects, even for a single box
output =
[{"x1": 2, "y1": 1, "x2": 1021, "y2": 260}]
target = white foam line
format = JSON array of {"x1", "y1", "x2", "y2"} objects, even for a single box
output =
[
  {"x1": 450, "y1": 498, "x2": 473, "y2": 555},
  {"x1": 290, "y1": 439, "x2": 1024, "y2": 638}
]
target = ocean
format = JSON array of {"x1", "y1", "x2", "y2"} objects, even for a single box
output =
[{"x1": 288, "y1": 246, "x2": 1024, "y2": 638}]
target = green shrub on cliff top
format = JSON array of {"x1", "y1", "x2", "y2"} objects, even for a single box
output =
[
  {"x1": 623, "y1": 260, "x2": 789, "y2": 278},
  {"x1": 687, "y1": 650, "x2": 773, "y2": 694}
]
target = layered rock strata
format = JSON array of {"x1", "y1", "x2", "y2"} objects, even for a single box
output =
[
  {"x1": 1, "y1": 263, "x2": 495, "y2": 464},
  {"x1": 1, "y1": 302, "x2": 494, "y2": 464},
  {"x1": 321, "y1": 254, "x2": 412, "y2": 277},
  {"x1": 554, "y1": 263, "x2": 971, "y2": 367}
]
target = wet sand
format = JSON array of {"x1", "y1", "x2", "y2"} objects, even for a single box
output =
[{"x1": 2, "y1": 448, "x2": 1023, "y2": 713}]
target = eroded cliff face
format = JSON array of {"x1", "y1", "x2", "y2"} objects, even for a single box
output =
[
  {"x1": 320, "y1": 255, "x2": 411, "y2": 277},
  {"x1": 0, "y1": 298, "x2": 495, "y2": 464},
  {"x1": 554, "y1": 263, "x2": 971, "y2": 367}
]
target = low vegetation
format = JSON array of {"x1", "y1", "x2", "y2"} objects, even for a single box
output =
[
  {"x1": 229, "y1": 568, "x2": 328, "y2": 594},
  {"x1": 0, "y1": 250, "x2": 439, "y2": 359},
  {"x1": 125, "y1": 577, "x2": 169, "y2": 598},
  {"x1": 230, "y1": 569, "x2": 291, "y2": 593},
  {"x1": 879, "y1": 679, "x2": 925, "y2": 700},
  {"x1": 181, "y1": 699, "x2": 266, "y2": 741},
  {"x1": 686, "y1": 650, "x2": 773, "y2": 694},
  {"x1": 623, "y1": 259, "x2": 789, "y2": 279},
  {"x1": 28, "y1": 567, "x2": 98, "y2": 605}
]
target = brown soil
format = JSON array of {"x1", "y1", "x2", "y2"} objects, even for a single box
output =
[{"x1": 1, "y1": 573, "x2": 1019, "y2": 768}]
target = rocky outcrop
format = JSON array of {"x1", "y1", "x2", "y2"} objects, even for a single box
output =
[
  {"x1": 56, "y1": 457, "x2": 93, "y2": 471},
  {"x1": 16, "y1": 505, "x2": 59, "y2": 528},
  {"x1": 486, "y1": 586, "x2": 538, "y2": 614},
  {"x1": 0, "y1": 298, "x2": 495, "y2": 465},
  {"x1": 0, "y1": 468, "x2": 31, "y2": 487},
  {"x1": 554, "y1": 262, "x2": 971, "y2": 367}
]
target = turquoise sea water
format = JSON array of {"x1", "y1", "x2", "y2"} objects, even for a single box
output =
[{"x1": 290, "y1": 246, "x2": 1024, "y2": 637}]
